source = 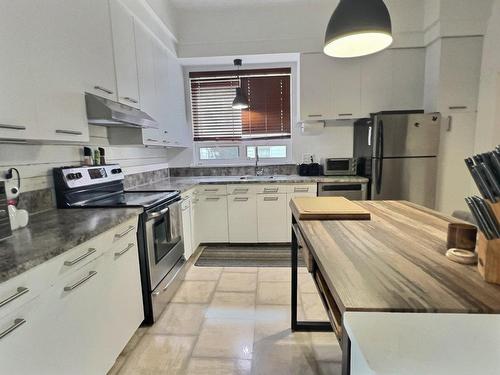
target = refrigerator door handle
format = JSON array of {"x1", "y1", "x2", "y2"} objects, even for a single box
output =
[
  {"x1": 376, "y1": 120, "x2": 384, "y2": 194},
  {"x1": 368, "y1": 126, "x2": 372, "y2": 147}
]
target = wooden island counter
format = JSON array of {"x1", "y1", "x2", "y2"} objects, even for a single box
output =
[{"x1": 290, "y1": 200, "x2": 500, "y2": 375}]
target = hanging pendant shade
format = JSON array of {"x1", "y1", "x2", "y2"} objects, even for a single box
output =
[
  {"x1": 324, "y1": 0, "x2": 393, "y2": 58},
  {"x1": 232, "y1": 58, "x2": 249, "y2": 109}
]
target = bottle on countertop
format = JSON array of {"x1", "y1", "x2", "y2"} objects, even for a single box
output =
[
  {"x1": 94, "y1": 149, "x2": 101, "y2": 166},
  {"x1": 83, "y1": 147, "x2": 93, "y2": 166},
  {"x1": 99, "y1": 147, "x2": 106, "y2": 165}
]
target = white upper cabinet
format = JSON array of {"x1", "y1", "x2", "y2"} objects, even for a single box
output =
[
  {"x1": 361, "y1": 51, "x2": 393, "y2": 115},
  {"x1": 331, "y1": 58, "x2": 362, "y2": 119},
  {"x1": 391, "y1": 48, "x2": 425, "y2": 110},
  {"x1": 109, "y1": 0, "x2": 141, "y2": 109},
  {"x1": 152, "y1": 39, "x2": 171, "y2": 146},
  {"x1": 0, "y1": 1, "x2": 38, "y2": 141}
]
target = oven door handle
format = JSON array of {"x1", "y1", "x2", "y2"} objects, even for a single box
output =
[{"x1": 147, "y1": 206, "x2": 170, "y2": 220}]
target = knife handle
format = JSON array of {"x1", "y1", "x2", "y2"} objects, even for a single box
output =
[
  {"x1": 466, "y1": 197, "x2": 492, "y2": 240},
  {"x1": 472, "y1": 166, "x2": 496, "y2": 202},
  {"x1": 481, "y1": 163, "x2": 500, "y2": 198}
]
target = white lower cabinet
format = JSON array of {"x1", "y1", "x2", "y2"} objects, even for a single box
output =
[
  {"x1": 228, "y1": 195, "x2": 258, "y2": 243},
  {"x1": 257, "y1": 194, "x2": 289, "y2": 243},
  {"x1": 181, "y1": 195, "x2": 194, "y2": 259},
  {"x1": 0, "y1": 217, "x2": 142, "y2": 375},
  {"x1": 196, "y1": 195, "x2": 229, "y2": 243}
]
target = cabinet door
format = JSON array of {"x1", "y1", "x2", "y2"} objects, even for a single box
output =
[
  {"x1": 181, "y1": 198, "x2": 194, "y2": 259},
  {"x1": 191, "y1": 197, "x2": 200, "y2": 250},
  {"x1": 153, "y1": 41, "x2": 171, "y2": 146},
  {"x1": 331, "y1": 57, "x2": 362, "y2": 119},
  {"x1": 361, "y1": 50, "x2": 393, "y2": 115},
  {"x1": 110, "y1": 0, "x2": 141, "y2": 108},
  {"x1": 391, "y1": 48, "x2": 425, "y2": 110},
  {"x1": 257, "y1": 194, "x2": 289, "y2": 243},
  {"x1": 196, "y1": 196, "x2": 229, "y2": 243},
  {"x1": 228, "y1": 195, "x2": 258, "y2": 243},
  {"x1": 0, "y1": 1, "x2": 38, "y2": 140},
  {"x1": 300, "y1": 53, "x2": 335, "y2": 121}
]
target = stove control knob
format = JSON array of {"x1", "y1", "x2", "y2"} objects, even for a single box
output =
[
  {"x1": 75, "y1": 172, "x2": 83, "y2": 179},
  {"x1": 111, "y1": 168, "x2": 122, "y2": 174},
  {"x1": 66, "y1": 173, "x2": 76, "y2": 180}
]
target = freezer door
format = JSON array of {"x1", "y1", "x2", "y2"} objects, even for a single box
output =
[
  {"x1": 371, "y1": 156, "x2": 438, "y2": 209},
  {"x1": 373, "y1": 113, "x2": 441, "y2": 158}
]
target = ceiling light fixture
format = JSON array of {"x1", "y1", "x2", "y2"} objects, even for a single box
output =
[
  {"x1": 232, "y1": 59, "x2": 249, "y2": 110},
  {"x1": 323, "y1": 0, "x2": 393, "y2": 59}
]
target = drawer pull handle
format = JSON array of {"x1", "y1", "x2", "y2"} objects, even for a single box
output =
[
  {"x1": 56, "y1": 129, "x2": 83, "y2": 136},
  {"x1": 449, "y1": 106, "x2": 467, "y2": 110},
  {"x1": 94, "y1": 85, "x2": 114, "y2": 95},
  {"x1": 294, "y1": 188, "x2": 309, "y2": 192},
  {"x1": 234, "y1": 188, "x2": 249, "y2": 193},
  {"x1": 263, "y1": 188, "x2": 279, "y2": 193},
  {"x1": 115, "y1": 226, "x2": 135, "y2": 239},
  {"x1": 206, "y1": 197, "x2": 220, "y2": 201},
  {"x1": 338, "y1": 113, "x2": 353, "y2": 117},
  {"x1": 146, "y1": 138, "x2": 159, "y2": 142},
  {"x1": 0, "y1": 287, "x2": 29, "y2": 308},
  {"x1": 64, "y1": 248, "x2": 96, "y2": 267},
  {"x1": 0, "y1": 124, "x2": 26, "y2": 131},
  {"x1": 308, "y1": 114, "x2": 323, "y2": 118},
  {"x1": 264, "y1": 196, "x2": 279, "y2": 201},
  {"x1": 204, "y1": 188, "x2": 219, "y2": 192},
  {"x1": 0, "y1": 318, "x2": 26, "y2": 340},
  {"x1": 234, "y1": 197, "x2": 249, "y2": 202},
  {"x1": 122, "y1": 96, "x2": 138, "y2": 104},
  {"x1": 64, "y1": 271, "x2": 97, "y2": 292},
  {"x1": 115, "y1": 243, "x2": 135, "y2": 257}
]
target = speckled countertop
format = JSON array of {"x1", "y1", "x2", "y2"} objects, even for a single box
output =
[
  {"x1": 131, "y1": 175, "x2": 369, "y2": 193},
  {"x1": 0, "y1": 208, "x2": 141, "y2": 284}
]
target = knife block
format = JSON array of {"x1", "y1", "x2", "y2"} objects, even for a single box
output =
[{"x1": 477, "y1": 201, "x2": 500, "y2": 284}]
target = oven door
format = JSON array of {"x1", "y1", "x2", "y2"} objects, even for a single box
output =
[{"x1": 145, "y1": 200, "x2": 184, "y2": 289}]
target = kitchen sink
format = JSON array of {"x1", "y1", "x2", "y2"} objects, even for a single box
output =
[{"x1": 239, "y1": 175, "x2": 278, "y2": 180}]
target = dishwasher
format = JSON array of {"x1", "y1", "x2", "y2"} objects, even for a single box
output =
[{"x1": 317, "y1": 182, "x2": 367, "y2": 200}]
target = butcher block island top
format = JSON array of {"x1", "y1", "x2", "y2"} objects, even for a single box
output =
[{"x1": 294, "y1": 200, "x2": 500, "y2": 314}]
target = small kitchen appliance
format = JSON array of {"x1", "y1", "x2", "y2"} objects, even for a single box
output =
[
  {"x1": 323, "y1": 158, "x2": 358, "y2": 176},
  {"x1": 53, "y1": 164, "x2": 184, "y2": 324}
]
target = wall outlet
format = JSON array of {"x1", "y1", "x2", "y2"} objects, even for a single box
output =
[{"x1": 302, "y1": 153, "x2": 315, "y2": 163}]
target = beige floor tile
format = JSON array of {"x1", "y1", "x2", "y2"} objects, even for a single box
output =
[
  {"x1": 298, "y1": 272, "x2": 318, "y2": 294},
  {"x1": 185, "y1": 358, "x2": 252, "y2": 375},
  {"x1": 118, "y1": 334, "x2": 195, "y2": 375},
  {"x1": 298, "y1": 267, "x2": 308, "y2": 274},
  {"x1": 171, "y1": 280, "x2": 217, "y2": 303},
  {"x1": 184, "y1": 266, "x2": 223, "y2": 281},
  {"x1": 257, "y1": 281, "x2": 291, "y2": 305},
  {"x1": 206, "y1": 292, "x2": 256, "y2": 320},
  {"x1": 223, "y1": 267, "x2": 258, "y2": 273},
  {"x1": 318, "y1": 361, "x2": 342, "y2": 375},
  {"x1": 120, "y1": 326, "x2": 148, "y2": 357},
  {"x1": 310, "y1": 332, "x2": 342, "y2": 362},
  {"x1": 217, "y1": 272, "x2": 257, "y2": 292},
  {"x1": 254, "y1": 305, "x2": 291, "y2": 342},
  {"x1": 149, "y1": 303, "x2": 207, "y2": 335},
  {"x1": 193, "y1": 318, "x2": 254, "y2": 360},
  {"x1": 258, "y1": 267, "x2": 291, "y2": 282},
  {"x1": 252, "y1": 332, "x2": 322, "y2": 375},
  {"x1": 301, "y1": 293, "x2": 329, "y2": 321}
]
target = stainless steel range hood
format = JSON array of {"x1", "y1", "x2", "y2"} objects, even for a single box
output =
[{"x1": 85, "y1": 93, "x2": 158, "y2": 129}]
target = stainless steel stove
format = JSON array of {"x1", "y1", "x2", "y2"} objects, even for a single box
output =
[{"x1": 53, "y1": 164, "x2": 185, "y2": 324}]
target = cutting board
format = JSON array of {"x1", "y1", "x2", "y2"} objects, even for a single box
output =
[{"x1": 290, "y1": 197, "x2": 371, "y2": 220}]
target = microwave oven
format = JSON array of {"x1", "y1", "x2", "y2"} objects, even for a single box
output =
[{"x1": 323, "y1": 158, "x2": 357, "y2": 176}]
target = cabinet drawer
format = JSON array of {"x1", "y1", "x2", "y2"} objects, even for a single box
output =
[
  {"x1": 227, "y1": 184, "x2": 259, "y2": 195},
  {"x1": 197, "y1": 185, "x2": 227, "y2": 195},
  {"x1": 292, "y1": 184, "x2": 317, "y2": 194},
  {"x1": 257, "y1": 184, "x2": 290, "y2": 194},
  {"x1": 293, "y1": 224, "x2": 314, "y2": 273},
  {"x1": 110, "y1": 217, "x2": 138, "y2": 247},
  {"x1": 314, "y1": 270, "x2": 343, "y2": 344}
]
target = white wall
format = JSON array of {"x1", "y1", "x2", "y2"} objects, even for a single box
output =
[
  {"x1": 174, "y1": 0, "x2": 425, "y2": 58},
  {"x1": 475, "y1": 0, "x2": 500, "y2": 153}
]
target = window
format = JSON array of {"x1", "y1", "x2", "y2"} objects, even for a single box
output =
[
  {"x1": 199, "y1": 146, "x2": 240, "y2": 160},
  {"x1": 190, "y1": 68, "x2": 291, "y2": 142},
  {"x1": 247, "y1": 145, "x2": 287, "y2": 159}
]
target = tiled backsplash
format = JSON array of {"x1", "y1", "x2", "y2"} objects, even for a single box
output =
[
  {"x1": 123, "y1": 168, "x2": 170, "y2": 189},
  {"x1": 17, "y1": 188, "x2": 55, "y2": 215},
  {"x1": 170, "y1": 165, "x2": 298, "y2": 177}
]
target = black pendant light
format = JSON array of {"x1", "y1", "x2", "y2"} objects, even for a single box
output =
[
  {"x1": 324, "y1": 0, "x2": 393, "y2": 58},
  {"x1": 232, "y1": 59, "x2": 249, "y2": 110}
]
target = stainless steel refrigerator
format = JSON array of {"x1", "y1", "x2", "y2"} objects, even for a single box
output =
[{"x1": 354, "y1": 111, "x2": 441, "y2": 208}]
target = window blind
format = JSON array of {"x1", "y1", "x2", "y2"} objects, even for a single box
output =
[{"x1": 190, "y1": 68, "x2": 291, "y2": 141}]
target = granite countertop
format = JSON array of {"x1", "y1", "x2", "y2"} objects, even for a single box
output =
[
  {"x1": 131, "y1": 175, "x2": 369, "y2": 193},
  {"x1": 0, "y1": 208, "x2": 142, "y2": 284}
]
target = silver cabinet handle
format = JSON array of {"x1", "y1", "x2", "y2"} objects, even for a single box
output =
[
  {"x1": 0, "y1": 124, "x2": 26, "y2": 131},
  {"x1": 308, "y1": 114, "x2": 323, "y2": 118},
  {"x1": 0, "y1": 287, "x2": 29, "y2": 308},
  {"x1": 64, "y1": 248, "x2": 96, "y2": 267},
  {"x1": 64, "y1": 271, "x2": 97, "y2": 292},
  {"x1": 122, "y1": 96, "x2": 138, "y2": 104},
  {"x1": 449, "y1": 106, "x2": 467, "y2": 110},
  {"x1": 234, "y1": 197, "x2": 249, "y2": 202},
  {"x1": 294, "y1": 187, "x2": 309, "y2": 193},
  {"x1": 264, "y1": 196, "x2": 279, "y2": 201},
  {"x1": 115, "y1": 226, "x2": 135, "y2": 239},
  {"x1": 263, "y1": 188, "x2": 279, "y2": 193},
  {"x1": 204, "y1": 188, "x2": 219, "y2": 192},
  {"x1": 205, "y1": 197, "x2": 220, "y2": 201},
  {"x1": 115, "y1": 243, "x2": 135, "y2": 257},
  {"x1": 146, "y1": 138, "x2": 159, "y2": 142},
  {"x1": 0, "y1": 318, "x2": 26, "y2": 340},
  {"x1": 338, "y1": 113, "x2": 353, "y2": 117},
  {"x1": 94, "y1": 85, "x2": 114, "y2": 95},
  {"x1": 233, "y1": 188, "x2": 249, "y2": 193},
  {"x1": 56, "y1": 129, "x2": 83, "y2": 136}
]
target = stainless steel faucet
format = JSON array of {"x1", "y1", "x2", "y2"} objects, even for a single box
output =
[{"x1": 255, "y1": 151, "x2": 264, "y2": 176}]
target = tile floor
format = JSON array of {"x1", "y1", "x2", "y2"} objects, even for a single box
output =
[{"x1": 109, "y1": 264, "x2": 342, "y2": 375}]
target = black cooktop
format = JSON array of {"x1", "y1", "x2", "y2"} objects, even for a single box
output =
[{"x1": 75, "y1": 191, "x2": 179, "y2": 209}]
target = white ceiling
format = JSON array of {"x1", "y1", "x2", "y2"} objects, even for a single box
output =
[{"x1": 169, "y1": 0, "x2": 332, "y2": 10}]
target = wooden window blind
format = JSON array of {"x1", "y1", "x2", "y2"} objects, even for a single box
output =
[{"x1": 190, "y1": 68, "x2": 291, "y2": 141}]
